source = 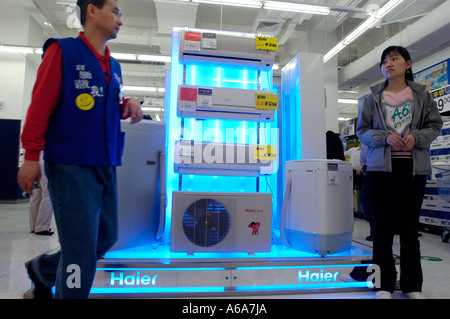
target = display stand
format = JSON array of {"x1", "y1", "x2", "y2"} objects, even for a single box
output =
[{"x1": 85, "y1": 28, "x2": 382, "y2": 298}]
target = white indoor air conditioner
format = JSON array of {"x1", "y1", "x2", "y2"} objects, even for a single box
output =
[
  {"x1": 171, "y1": 191, "x2": 272, "y2": 253},
  {"x1": 177, "y1": 85, "x2": 276, "y2": 122},
  {"x1": 280, "y1": 160, "x2": 354, "y2": 256},
  {"x1": 179, "y1": 30, "x2": 275, "y2": 70},
  {"x1": 110, "y1": 120, "x2": 166, "y2": 251},
  {"x1": 174, "y1": 140, "x2": 277, "y2": 176}
]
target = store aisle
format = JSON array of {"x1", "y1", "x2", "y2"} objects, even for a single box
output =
[{"x1": 1, "y1": 201, "x2": 449, "y2": 299}]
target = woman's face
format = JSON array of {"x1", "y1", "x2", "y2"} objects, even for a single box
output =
[{"x1": 380, "y1": 51, "x2": 412, "y2": 81}]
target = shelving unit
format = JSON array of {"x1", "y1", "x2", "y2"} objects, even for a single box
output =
[
  {"x1": 165, "y1": 28, "x2": 279, "y2": 254},
  {"x1": 95, "y1": 28, "x2": 376, "y2": 298}
]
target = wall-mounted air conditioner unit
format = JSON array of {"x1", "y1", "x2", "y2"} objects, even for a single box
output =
[
  {"x1": 177, "y1": 85, "x2": 276, "y2": 122},
  {"x1": 174, "y1": 140, "x2": 277, "y2": 176},
  {"x1": 179, "y1": 30, "x2": 274, "y2": 70},
  {"x1": 171, "y1": 191, "x2": 272, "y2": 253}
]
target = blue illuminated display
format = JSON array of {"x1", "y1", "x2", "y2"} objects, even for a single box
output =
[
  {"x1": 95, "y1": 29, "x2": 374, "y2": 298},
  {"x1": 164, "y1": 28, "x2": 278, "y2": 246},
  {"x1": 235, "y1": 281, "x2": 371, "y2": 292}
]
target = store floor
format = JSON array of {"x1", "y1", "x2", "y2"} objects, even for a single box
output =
[{"x1": 1, "y1": 201, "x2": 449, "y2": 299}]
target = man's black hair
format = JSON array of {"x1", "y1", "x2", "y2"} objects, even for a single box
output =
[{"x1": 76, "y1": 0, "x2": 107, "y2": 26}]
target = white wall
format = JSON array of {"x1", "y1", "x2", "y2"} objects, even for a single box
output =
[
  {"x1": 0, "y1": 4, "x2": 42, "y2": 121},
  {"x1": 0, "y1": 55, "x2": 27, "y2": 120}
]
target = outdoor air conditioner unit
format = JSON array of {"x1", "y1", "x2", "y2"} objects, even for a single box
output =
[
  {"x1": 177, "y1": 85, "x2": 276, "y2": 122},
  {"x1": 174, "y1": 140, "x2": 277, "y2": 176},
  {"x1": 179, "y1": 30, "x2": 275, "y2": 70},
  {"x1": 171, "y1": 191, "x2": 272, "y2": 253}
]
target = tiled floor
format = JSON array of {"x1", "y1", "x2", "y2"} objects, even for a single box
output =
[{"x1": 1, "y1": 201, "x2": 449, "y2": 299}]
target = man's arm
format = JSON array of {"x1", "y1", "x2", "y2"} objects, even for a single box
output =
[{"x1": 18, "y1": 42, "x2": 63, "y2": 195}]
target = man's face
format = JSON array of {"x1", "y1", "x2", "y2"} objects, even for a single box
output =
[{"x1": 94, "y1": 0, "x2": 123, "y2": 40}]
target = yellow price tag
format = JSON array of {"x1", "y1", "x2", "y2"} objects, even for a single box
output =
[
  {"x1": 254, "y1": 145, "x2": 277, "y2": 161},
  {"x1": 255, "y1": 92, "x2": 279, "y2": 110},
  {"x1": 255, "y1": 36, "x2": 279, "y2": 51}
]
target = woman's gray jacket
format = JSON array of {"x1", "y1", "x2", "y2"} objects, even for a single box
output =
[{"x1": 356, "y1": 80, "x2": 443, "y2": 175}]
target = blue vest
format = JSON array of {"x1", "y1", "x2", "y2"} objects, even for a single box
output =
[{"x1": 43, "y1": 37, "x2": 124, "y2": 166}]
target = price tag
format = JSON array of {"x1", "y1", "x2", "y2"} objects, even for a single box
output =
[
  {"x1": 255, "y1": 92, "x2": 279, "y2": 110},
  {"x1": 431, "y1": 86, "x2": 450, "y2": 113},
  {"x1": 179, "y1": 86, "x2": 197, "y2": 111},
  {"x1": 184, "y1": 31, "x2": 201, "y2": 51},
  {"x1": 197, "y1": 88, "x2": 213, "y2": 107},
  {"x1": 202, "y1": 33, "x2": 217, "y2": 49},
  {"x1": 255, "y1": 36, "x2": 278, "y2": 51},
  {"x1": 327, "y1": 163, "x2": 339, "y2": 185},
  {"x1": 253, "y1": 145, "x2": 277, "y2": 161}
]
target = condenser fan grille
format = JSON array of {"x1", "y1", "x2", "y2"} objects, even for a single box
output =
[{"x1": 183, "y1": 199, "x2": 230, "y2": 247}]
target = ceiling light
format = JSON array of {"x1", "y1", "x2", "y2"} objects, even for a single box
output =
[
  {"x1": 375, "y1": 0, "x2": 404, "y2": 19},
  {"x1": 264, "y1": 1, "x2": 330, "y2": 15},
  {"x1": 122, "y1": 86, "x2": 159, "y2": 92},
  {"x1": 338, "y1": 99, "x2": 358, "y2": 104},
  {"x1": 111, "y1": 53, "x2": 137, "y2": 61},
  {"x1": 137, "y1": 55, "x2": 171, "y2": 63},
  {"x1": 142, "y1": 107, "x2": 164, "y2": 112},
  {"x1": 0, "y1": 45, "x2": 37, "y2": 54},
  {"x1": 342, "y1": 15, "x2": 378, "y2": 45},
  {"x1": 192, "y1": 0, "x2": 262, "y2": 8},
  {"x1": 323, "y1": 0, "x2": 404, "y2": 63},
  {"x1": 323, "y1": 42, "x2": 345, "y2": 63}
]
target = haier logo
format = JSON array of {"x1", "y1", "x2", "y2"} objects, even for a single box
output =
[
  {"x1": 110, "y1": 272, "x2": 158, "y2": 286},
  {"x1": 298, "y1": 269, "x2": 339, "y2": 283}
]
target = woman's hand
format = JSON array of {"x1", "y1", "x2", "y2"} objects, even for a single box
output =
[
  {"x1": 402, "y1": 134, "x2": 416, "y2": 151},
  {"x1": 386, "y1": 133, "x2": 416, "y2": 151},
  {"x1": 386, "y1": 133, "x2": 405, "y2": 148}
]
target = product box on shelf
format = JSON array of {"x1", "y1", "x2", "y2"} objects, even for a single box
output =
[
  {"x1": 440, "y1": 202, "x2": 450, "y2": 228},
  {"x1": 420, "y1": 199, "x2": 442, "y2": 227},
  {"x1": 442, "y1": 121, "x2": 450, "y2": 136},
  {"x1": 425, "y1": 179, "x2": 438, "y2": 196}
]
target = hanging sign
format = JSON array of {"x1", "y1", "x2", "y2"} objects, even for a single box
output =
[
  {"x1": 414, "y1": 59, "x2": 448, "y2": 92},
  {"x1": 255, "y1": 36, "x2": 278, "y2": 51},
  {"x1": 255, "y1": 92, "x2": 279, "y2": 110},
  {"x1": 254, "y1": 145, "x2": 277, "y2": 161}
]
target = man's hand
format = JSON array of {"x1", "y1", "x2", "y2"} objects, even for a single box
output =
[
  {"x1": 18, "y1": 160, "x2": 41, "y2": 196},
  {"x1": 122, "y1": 98, "x2": 143, "y2": 124}
]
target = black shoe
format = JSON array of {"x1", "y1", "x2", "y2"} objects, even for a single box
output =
[
  {"x1": 35, "y1": 230, "x2": 54, "y2": 236},
  {"x1": 365, "y1": 235, "x2": 374, "y2": 241},
  {"x1": 25, "y1": 260, "x2": 52, "y2": 299}
]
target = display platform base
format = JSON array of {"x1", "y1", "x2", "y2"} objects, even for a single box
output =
[{"x1": 82, "y1": 241, "x2": 387, "y2": 298}]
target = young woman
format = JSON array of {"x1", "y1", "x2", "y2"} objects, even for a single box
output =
[{"x1": 356, "y1": 46, "x2": 442, "y2": 299}]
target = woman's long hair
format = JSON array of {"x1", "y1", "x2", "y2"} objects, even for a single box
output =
[{"x1": 379, "y1": 46, "x2": 414, "y2": 82}]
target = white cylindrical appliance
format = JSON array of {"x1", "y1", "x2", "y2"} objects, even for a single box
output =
[{"x1": 280, "y1": 159, "x2": 354, "y2": 256}]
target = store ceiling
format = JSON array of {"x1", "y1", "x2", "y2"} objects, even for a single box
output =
[{"x1": 5, "y1": 0, "x2": 450, "y2": 118}]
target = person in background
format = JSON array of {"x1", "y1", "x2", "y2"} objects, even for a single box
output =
[
  {"x1": 358, "y1": 143, "x2": 375, "y2": 241},
  {"x1": 29, "y1": 152, "x2": 54, "y2": 236},
  {"x1": 344, "y1": 140, "x2": 362, "y2": 191},
  {"x1": 356, "y1": 46, "x2": 442, "y2": 299},
  {"x1": 17, "y1": 0, "x2": 143, "y2": 299},
  {"x1": 326, "y1": 130, "x2": 345, "y2": 161}
]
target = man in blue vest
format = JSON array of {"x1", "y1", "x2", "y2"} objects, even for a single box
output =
[{"x1": 18, "y1": 0, "x2": 143, "y2": 298}]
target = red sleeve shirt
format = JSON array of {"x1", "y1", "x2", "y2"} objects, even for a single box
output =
[{"x1": 21, "y1": 32, "x2": 128, "y2": 161}]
